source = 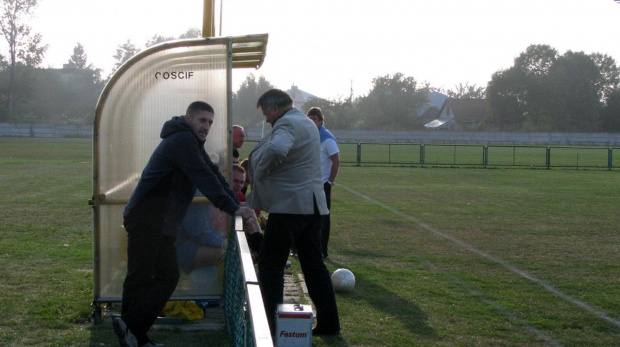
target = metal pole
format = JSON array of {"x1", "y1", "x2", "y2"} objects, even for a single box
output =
[
  {"x1": 453, "y1": 145, "x2": 457, "y2": 165},
  {"x1": 203, "y1": 0, "x2": 215, "y2": 37},
  {"x1": 219, "y1": 0, "x2": 223, "y2": 36},
  {"x1": 420, "y1": 144, "x2": 425, "y2": 167}
]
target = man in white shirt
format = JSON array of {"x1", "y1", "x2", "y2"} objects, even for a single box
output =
[{"x1": 306, "y1": 107, "x2": 340, "y2": 259}]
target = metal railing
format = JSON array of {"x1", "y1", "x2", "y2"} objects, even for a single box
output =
[
  {"x1": 223, "y1": 217, "x2": 273, "y2": 347},
  {"x1": 338, "y1": 143, "x2": 619, "y2": 169}
]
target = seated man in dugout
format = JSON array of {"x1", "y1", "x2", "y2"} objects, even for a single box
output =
[
  {"x1": 230, "y1": 164, "x2": 263, "y2": 259},
  {"x1": 174, "y1": 190, "x2": 228, "y2": 289},
  {"x1": 176, "y1": 165, "x2": 263, "y2": 277}
]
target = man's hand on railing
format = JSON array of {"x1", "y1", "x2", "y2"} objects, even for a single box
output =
[
  {"x1": 234, "y1": 205, "x2": 254, "y2": 220},
  {"x1": 235, "y1": 205, "x2": 261, "y2": 234},
  {"x1": 244, "y1": 210, "x2": 262, "y2": 235}
]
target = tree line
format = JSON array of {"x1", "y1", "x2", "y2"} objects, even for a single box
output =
[
  {"x1": 1, "y1": 0, "x2": 618, "y2": 132},
  {"x1": 233, "y1": 45, "x2": 619, "y2": 133}
]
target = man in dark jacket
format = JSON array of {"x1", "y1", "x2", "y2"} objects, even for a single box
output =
[{"x1": 113, "y1": 101, "x2": 254, "y2": 347}]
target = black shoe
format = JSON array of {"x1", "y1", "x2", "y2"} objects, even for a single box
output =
[{"x1": 312, "y1": 327, "x2": 341, "y2": 336}]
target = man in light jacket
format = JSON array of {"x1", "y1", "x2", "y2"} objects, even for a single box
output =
[{"x1": 248, "y1": 89, "x2": 341, "y2": 336}]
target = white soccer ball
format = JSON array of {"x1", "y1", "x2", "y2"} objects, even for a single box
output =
[{"x1": 331, "y1": 268, "x2": 355, "y2": 292}]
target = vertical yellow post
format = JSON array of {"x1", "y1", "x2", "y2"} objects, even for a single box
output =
[{"x1": 203, "y1": 0, "x2": 215, "y2": 37}]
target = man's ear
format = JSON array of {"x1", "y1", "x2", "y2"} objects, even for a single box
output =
[{"x1": 184, "y1": 114, "x2": 191, "y2": 122}]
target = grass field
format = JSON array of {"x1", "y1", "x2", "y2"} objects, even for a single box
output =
[{"x1": 1, "y1": 137, "x2": 619, "y2": 346}]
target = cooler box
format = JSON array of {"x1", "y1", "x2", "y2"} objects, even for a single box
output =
[{"x1": 275, "y1": 304, "x2": 313, "y2": 347}]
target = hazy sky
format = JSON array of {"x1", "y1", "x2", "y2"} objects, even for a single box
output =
[{"x1": 28, "y1": 0, "x2": 620, "y2": 99}]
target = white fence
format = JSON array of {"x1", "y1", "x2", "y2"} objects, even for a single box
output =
[
  {"x1": 2, "y1": 122, "x2": 620, "y2": 146},
  {"x1": 0, "y1": 123, "x2": 92, "y2": 138},
  {"x1": 246, "y1": 127, "x2": 620, "y2": 146}
]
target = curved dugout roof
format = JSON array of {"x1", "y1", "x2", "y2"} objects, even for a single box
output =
[{"x1": 92, "y1": 34, "x2": 268, "y2": 301}]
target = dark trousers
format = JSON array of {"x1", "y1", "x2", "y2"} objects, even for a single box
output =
[
  {"x1": 258, "y1": 208, "x2": 340, "y2": 335},
  {"x1": 121, "y1": 222, "x2": 180, "y2": 344},
  {"x1": 321, "y1": 182, "x2": 332, "y2": 257}
]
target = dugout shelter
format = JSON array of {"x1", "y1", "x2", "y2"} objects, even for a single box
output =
[{"x1": 90, "y1": 34, "x2": 268, "y2": 308}]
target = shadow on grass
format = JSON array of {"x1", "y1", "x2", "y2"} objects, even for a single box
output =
[{"x1": 327, "y1": 257, "x2": 436, "y2": 339}]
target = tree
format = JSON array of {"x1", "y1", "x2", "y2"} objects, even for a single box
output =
[
  {"x1": 487, "y1": 44, "x2": 614, "y2": 132},
  {"x1": 600, "y1": 89, "x2": 620, "y2": 132},
  {"x1": 0, "y1": 0, "x2": 48, "y2": 121},
  {"x1": 304, "y1": 95, "x2": 357, "y2": 130},
  {"x1": 589, "y1": 53, "x2": 620, "y2": 105},
  {"x1": 145, "y1": 28, "x2": 202, "y2": 48},
  {"x1": 110, "y1": 28, "x2": 203, "y2": 79},
  {"x1": 0, "y1": 61, "x2": 104, "y2": 124},
  {"x1": 232, "y1": 74, "x2": 274, "y2": 127},
  {"x1": 486, "y1": 67, "x2": 528, "y2": 130},
  {"x1": 61, "y1": 44, "x2": 105, "y2": 124},
  {"x1": 542, "y1": 51, "x2": 602, "y2": 131},
  {"x1": 20, "y1": 31, "x2": 45, "y2": 66},
  {"x1": 355, "y1": 73, "x2": 428, "y2": 130},
  {"x1": 446, "y1": 83, "x2": 486, "y2": 99},
  {"x1": 68, "y1": 43, "x2": 89, "y2": 69},
  {"x1": 178, "y1": 27, "x2": 202, "y2": 39},
  {"x1": 109, "y1": 40, "x2": 139, "y2": 78},
  {"x1": 514, "y1": 44, "x2": 558, "y2": 79},
  {"x1": 514, "y1": 45, "x2": 559, "y2": 130},
  {"x1": 145, "y1": 35, "x2": 175, "y2": 48}
]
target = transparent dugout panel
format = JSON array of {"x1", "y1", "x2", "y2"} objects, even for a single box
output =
[{"x1": 94, "y1": 41, "x2": 231, "y2": 301}]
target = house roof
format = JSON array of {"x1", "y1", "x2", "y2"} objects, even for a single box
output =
[
  {"x1": 424, "y1": 117, "x2": 452, "y2": 128},
  {"x1": 440, "y1": 98, "x2": 490, "y2": 122},
  {"x1": 425, "y1": 98, "x2": 490, "y2": 128},
  {"x1": 287, "y1": 85, "x2": 318, "y2": 110},
  {"x1": 417, "y1": 91, "x2": 449, "y2": 117}
]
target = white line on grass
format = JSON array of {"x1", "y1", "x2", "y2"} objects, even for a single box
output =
[
  {"x1": 422, "y1": 259, "x2": 562, "y2": 346},
  {"x1": 337, "y1": 183, "x2": 620, "y2": 329}
]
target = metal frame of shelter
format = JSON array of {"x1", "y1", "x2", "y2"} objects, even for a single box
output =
[{"x1": 90, "y1": 34, "x2": 268, "y2": 309}]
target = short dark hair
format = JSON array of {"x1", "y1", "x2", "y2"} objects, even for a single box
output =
[
  {"x1": 256, "y1": 89, "x2": 293, "y2": 109},
  {"x1": 186, "y1": 101, "x2": 214, "y2": 117},
  {"x1": 307, "y1": 107, "x2": 324, "y2": 121}
]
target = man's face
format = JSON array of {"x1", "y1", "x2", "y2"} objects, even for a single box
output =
[
  {"x1": 307, "y1": 114, "x2": 322, "y2": 129},
  {"x1": 260, "y1": 105, "x2": 280, "y2": 124},
  {"x1": 184, "y1": 110, "x2": 214, "y2": 142},
  {"x1": 232, "y1": 171, "x2": 245, "y2": 193},
  {"x1": 233, "y1": 127, "x2": 246, "y2": 148}
]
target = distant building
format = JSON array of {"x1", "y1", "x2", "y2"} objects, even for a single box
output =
[
  {"x1": 417, "y1": 91, "x2": 449, "y2": 124},
  {"x1": 53, "y1": 64, "x2": 94, "y2": 86},
  {"x1": 287, "y1": 85, "x2": 319, "y2": 113},
  {"x1": 425, "y1": 98, "x2": 490, "y2": 131}
]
